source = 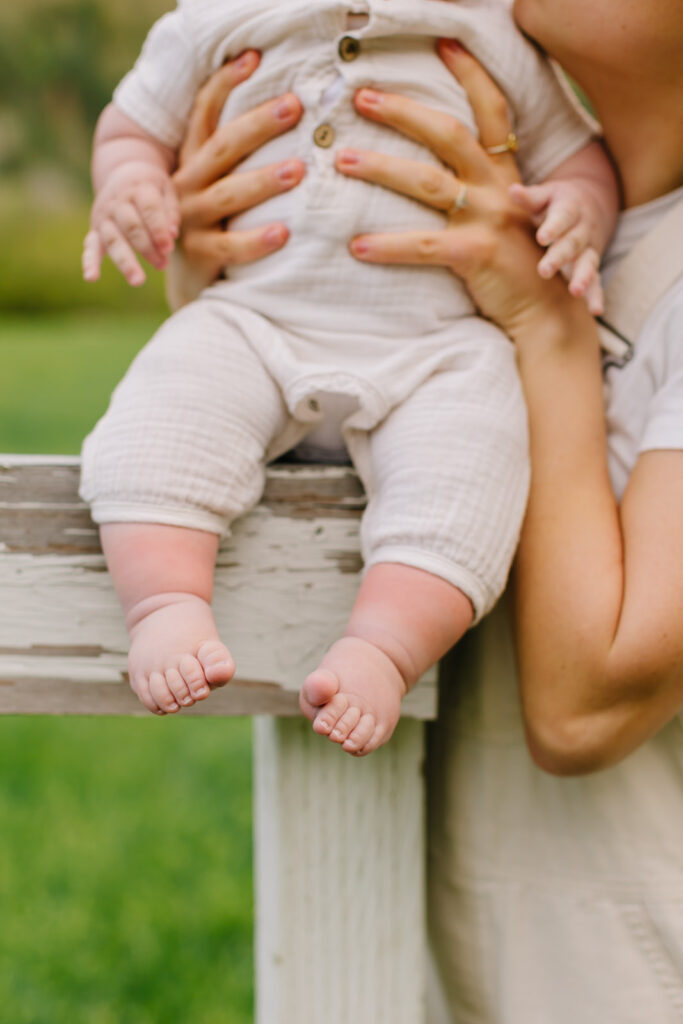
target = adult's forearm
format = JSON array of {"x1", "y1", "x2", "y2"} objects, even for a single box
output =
[{"x1": 510, "y1": 302, "x2": 679, "y2": 774}]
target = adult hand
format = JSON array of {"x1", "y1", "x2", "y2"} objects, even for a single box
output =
[
  {"x1": 167, "y1": 50, "x2": 305, "y2": 309},
  {"x1": 336, "y1": 40, "x2": 582, "y2": 344}
]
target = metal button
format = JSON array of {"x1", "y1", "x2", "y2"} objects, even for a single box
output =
[
  {"x1": 338, "y1": 35, "x2": 360, "y2": 62},
  {"x1": 313, "y1": 123, "x2": 335, "y2": 148}
]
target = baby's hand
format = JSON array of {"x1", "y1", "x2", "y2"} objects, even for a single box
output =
[
  {"x1": 83, "y1": 162, "x2": 180, "y2": 287},
  {"x1": 510, "y1": 179, "x2": 606, "y2": 316}
]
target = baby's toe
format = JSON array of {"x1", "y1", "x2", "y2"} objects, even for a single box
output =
[
  {"x1": 166, "y1": 667, "x2": 194, "y2": 707},
  {"x1": 178, "y1": 654, "x2": 210, "y2": 701},
  {"x1": 329, "y1": 705, "x2": 362, "y2": 744},
  {"x1": 342, "y1": 713, "x2": 377, "y2": 755},
  {"x1": 197, "y1": 640, "x2": 235, "y2": 688},
  {"x1": 355, "y1": 723, "x2": 388, "y2": 757},
  {"x1": 149, "y1": 670, "x2": 179, "y2": 714},
  {"x1": 131, "y1": 673, "x2": 164, "y2": 715},
  {"x1": 302, "y1": 668, "x2": 340, "y2": 709},
  {"x1": 312, "y1": 692, "x2": 350, "y2": 736}
]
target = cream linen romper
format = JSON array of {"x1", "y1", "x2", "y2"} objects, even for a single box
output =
[{"x1": 80, "y1": 0, "x2": 593, "y2": 621}]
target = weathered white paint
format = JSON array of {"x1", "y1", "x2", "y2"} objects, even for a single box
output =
[
  {"x1": 0, "y1": 535, "x2": 435, "y2": 716},
  {"x1": 254, "y1": 716, "x2": 427, "y2": 1024},
  {"x1": 0, "y1": 460, "x2": 436, "y2": 717}
]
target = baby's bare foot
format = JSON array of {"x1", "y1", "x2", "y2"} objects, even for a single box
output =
[
  {"x1": 127, "y1": 593, "x2": 234, "y2": 715},
  {"x1": 299, "y1": 636, "x2": 407, "y2": 756}
]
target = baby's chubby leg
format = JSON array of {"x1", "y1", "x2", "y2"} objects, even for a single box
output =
[
  {"x1": 300, "y1": 564, "x2": 473, "y2": 756},
  {"x1": 102, "y1": 523, "x2": 234, "y2": 715}
]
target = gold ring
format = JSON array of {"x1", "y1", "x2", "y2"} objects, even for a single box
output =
[
  {"x1": 447, "y1": 183, "x2": 468, "y2": 215},
  {"x1": 485, "y1": 132, "x2": 519, "y2": 155}
]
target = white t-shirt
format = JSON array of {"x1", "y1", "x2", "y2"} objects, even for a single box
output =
[
  {"x1": 603, "y1": 186, "x2": 683, "y2": 498},
  {"x1": 427, "y1": 190, "x2": 683, "y2": 1024}
]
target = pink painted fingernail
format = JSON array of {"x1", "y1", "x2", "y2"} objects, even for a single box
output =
[
  {"x1": 265, "y1": 224, "x2": 287, "y2": 246},
  {"x1": 337, "y1": 148, "x2": 359, "y2": 166},
  {"x1": 356, "y1": 88, "x2": 381, "y2": 106},
  {"x1": 275, "y1": 98, "x2": 297, "y2": 120},
  {"x1": 441, "y1": 38, "x2": 464, "y2": 52},
  {"x1": 350, "y1": 238, "x2": 369, "y2": 256},
  {"x1": 235, "y1": 51, "x2": 255, "y2": 70},
  {"x1": 277, "y1": 160, "x2": 301, "y2": 183}
]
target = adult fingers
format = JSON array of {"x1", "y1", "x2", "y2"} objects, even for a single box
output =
[
  {"x1": 353, "y1": 87, "x2": 489, "y2": 184},
  {"x1": 180, "y1": 51, "x2": 261, "y2": 162},
  {"x1": 174, "y1": 93, "x2": 303, "y2": 196},
  {"x1": 335, "y1": 148, "x2": 464, "y2": 214},
  {"x1": 437, "y1": 39, "x2": 521, "y2": 184},
  {"x1": 182, "y1": 223, "x2": 290, "y2": 268},
  {"x1": 179, "y1": 159, "x2": 305, "y2": 228},
  {"x1": 349, "y1": 226, "x2": 490, "y2": 277}
]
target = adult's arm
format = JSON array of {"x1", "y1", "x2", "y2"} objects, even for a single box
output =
[
  {"x1": 336, "y1": 42, "x2": 683, "y2": 775},
  {"x1": 166, "y1": 51, "x2": 304, "y2": 310}
]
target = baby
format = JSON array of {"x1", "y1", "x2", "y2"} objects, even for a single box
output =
[{"x1": 80, "y1": 0, "x2": 617, "y2": 756}]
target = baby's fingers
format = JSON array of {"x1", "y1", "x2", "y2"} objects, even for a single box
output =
[
  {"x1": 98, "y1": 218, "x2": 146, "y2": 286},
  {"x1": 509, "y1": 182, "x2": 552, "y2": 224},
  {"x1": 134, "y1": 182, "x2": 179, "y2": 263},
  {"x1": 537, "y1": 222, "x2": 587, "y2": 279},
  {"x1": 82, "y1": 230, "x2": 104, "y2": 282},
  {"x1": 113, "y1": 200, "x2": 166, "y2": 271},
  {"x1": 569, "y1": 248, "x2": 604, "y2": 314},
  {"x1": 536, "y1": 200, "x2": 581, "y2": 247}
]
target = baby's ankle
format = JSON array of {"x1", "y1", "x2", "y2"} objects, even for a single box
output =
[
  {"x1": 343, "y1": 624, "x2": 416, "y2": 694},
  {"x1": 125, "y1": 591, "x2": 209, "y2": 633}
]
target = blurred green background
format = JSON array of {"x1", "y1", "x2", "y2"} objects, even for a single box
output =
[{"x1": 1, "y1": 3, "x2": 254, "y2": 1021}]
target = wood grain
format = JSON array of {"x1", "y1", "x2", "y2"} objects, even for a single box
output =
[{"x1": 0, "y1": 457, "x2": 437, "y2": 719}]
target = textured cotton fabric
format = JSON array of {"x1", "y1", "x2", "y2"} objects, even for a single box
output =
[
  {"x1": 113, "y1": 0, "x2": 594, "y2": 334},
  {"x1": 81, "y1": 0, "x2": 594, "y2": 620},
  {"x1": 81, "y1": 300, "x2": 529, "y2": 620},
  {"x1": 426, "y1": 188, "x2": 683, "y2": 1024}
]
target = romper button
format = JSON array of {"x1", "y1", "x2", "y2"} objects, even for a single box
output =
[
  {"x1": 338, "y1": 35, "x2": 360, "y2": 61},
  {"x1": 313, "y1": 123, "x2": 335, "y2": 148},
  {"x1": 308, "y1": 398, "x2": 321, "y2": 413}
]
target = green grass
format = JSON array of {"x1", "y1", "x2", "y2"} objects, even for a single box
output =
[
  {"x1": 0, "y1": 717, "x2": 254, "y2": 1024},
  {"x1": 0, "y1": 311, "x2": 162, "y2": 452},
  {"x1": 0, "y1": 312, "x2": 255, "y2": 1023}
]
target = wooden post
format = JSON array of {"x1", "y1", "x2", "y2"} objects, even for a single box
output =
[{"x1": 254, "y1": 717, "x2": 427, "y2": 1024}]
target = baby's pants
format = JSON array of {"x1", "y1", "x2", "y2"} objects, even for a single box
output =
[{"x1": 80, "y1": 298, "x2": 529, "y2": 621}]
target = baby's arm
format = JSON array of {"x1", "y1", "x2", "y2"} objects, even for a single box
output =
[
  {"x1": 83, "y1": 104, "x2": 179, "y2": 287},
  {"x1": 510, "y1": 140, "x2": 619, "y2": 315}
]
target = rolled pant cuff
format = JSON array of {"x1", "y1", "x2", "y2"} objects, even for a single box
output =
[
  {"x1": 88, "y1": 501, "x2": 228, "y2": 537},
  {"x1": 363, "y1": 545, "x2": 494, "y2": 625}
]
